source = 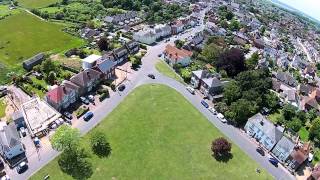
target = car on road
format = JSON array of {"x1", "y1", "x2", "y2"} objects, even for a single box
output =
[
  {"x1": 20, "y1": 127, "x2": 27, "y2": 137},
  {"x1": 148, "y1": 74, "x2": 155, "y2": 79},
  {"x1": 83, "y1": 111, "x2": 93, "y2": 121},
  {"x1": 34, "y1": 137, "x2": 41, "y2": 148},
  {"x1": 256, "y1": 147, "x2": 265, "y2": 156},
  {"x1": 80, "y1": 96, "x2": 89, "y2": 105},
  {"x1": 201, "y1": 100, "x2": 209, "y2": 108},
  {"x1": 158, "y1": 54, "x2": 162, "y2": 57},
  {"x1": 217, "y1": 113, "x2": 227, "y2": 123},
  {"x1": 269, "y1": 157, "x2": 279, "y2": 167},
  {"x1": 16, "y1": 161, "x2": 28, "y2": 174},
  {"x1": 63, "y1": 112, "x2": 73, "y2": 120},
  {"x1": 118, "y1": 84, "x2": 126, "y2": 91},
  {"x1": 186, "y1": 86, "x2": 195, "y2": 94},
  {"x1": 208, "y1": 107, "x2": 217, "y2": 115}
]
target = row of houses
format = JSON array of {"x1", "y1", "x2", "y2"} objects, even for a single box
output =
[
  {"x1": 45, "y1": 40, "x2": 140, "y2": 112},
  {"x1": 104, "y1": 11, "x2": 142, "y2": 27},
  {"x1": 245, "y1": 113, "x2": 311, "y2": 172}
]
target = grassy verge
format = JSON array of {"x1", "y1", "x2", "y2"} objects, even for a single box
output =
[
  {"x1": 0, "y1": 98, "x2": 6, "y2": 118},
  {"x1": 155, "y1": 60, "x2": 184, "y2": 83},
  {"x1": 31, "y1": 84, "x2": 272, "y2": 180}
]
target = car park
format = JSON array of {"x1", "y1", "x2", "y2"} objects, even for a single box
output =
[
  {"x1": 148, "y1": 74, "x2": 155, "y2": 79},
  {"x1": 63, "y1": 112, "x2": 73, "y2": 120},
  {"x1": 80, "y1": 96, "x2": 89, "y2": 105},
  {"x1": 16, "y1": 161, "x2": 28, "y2": 174},
  {"x1": 186, "y1": 86, "x2": 195, "y2": 94},
  {"x1": 118, "y1": 84, "x2": 126, "y2": 91},
  {"x1": 208, "y1": 107, "x2": 217, "y2": 115},
  {"x1": 217, "y1": 113, "x2": 227, "y2": 123},
  {"x1": 83, "y1": 111, "x2": 93, "y2": 121},
  {"x1": 201, "y1": 100, "x2": 209, "y2": 108},
  {"x1": 20, "y1": 127, "x2": 27, "y2": 137},
  {"x1": 256, "y1": 147, "x2": 265, "y2": 156}
]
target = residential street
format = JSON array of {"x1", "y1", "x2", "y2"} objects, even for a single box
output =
[{"x1": 8, "y1": 9, "x2": 294, "y2": 180}]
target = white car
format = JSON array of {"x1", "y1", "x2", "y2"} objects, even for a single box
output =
[
  {"x1": 217, "y1": 113, "x2": 227, "y2": 123},
  {"x1": 1, "y1": 175, "x2": 10, "y2": 180},
  {"x1": 208, "y1": 107, "x2": 217, "y2": 115},
  {"x1": 186, "y1": 86, "x2": 195, "y2": 94}
]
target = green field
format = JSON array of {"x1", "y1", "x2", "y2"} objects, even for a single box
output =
[
  {"x1": 17, "y1": 0, "x2": 60, "y2": 8},
  {"x1": 31, "y1": 84, "x2": 272, "y2": 180},
  {"x1": 0, "y1": 11, "x2": 85, "y2": 83},
  {"x1": 0, "y1": 5, "x2": 18, "y2": 18},
  {"x1": 156, "y1": 60, "x2": 184, "y2": 83}
]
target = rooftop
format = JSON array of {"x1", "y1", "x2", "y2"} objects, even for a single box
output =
[{"x1": 82, "y1": 54, "x2": 102, "y2": 64}]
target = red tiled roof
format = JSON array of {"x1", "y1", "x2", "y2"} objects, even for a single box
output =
[
  {"x1": 46, "y1": 86, "x2": 65, "y2": 104},
  {"x1": 164, "y1": 44, "x2": 193, "y2": 62}
]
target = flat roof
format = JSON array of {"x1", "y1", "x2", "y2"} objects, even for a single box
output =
[
  {"x1": 82, "y1": 54, "x2": 102, "y2": 64},
  {"x1": 21, "y1": 98, "x2": 60, "y2": 136}
]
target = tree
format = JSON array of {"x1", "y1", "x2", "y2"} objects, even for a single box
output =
[
  {"x1": 215, "y1": 102, "x2": 228, "y2": 113},
  {"x1": 211, "y1": 137, "x2": 232, "y2": 158},
  {"x1": 296, "y1": 111, "x2": 307, "y2": 124},
  {"x1": 61, "y1": 0, "x2": 69, "y2": 5},
  {"x1": 201, "y1": 43, "x2": 221, "y2": 64},
  {"x1": 41, "y1": 59, "x2": 57, "y2": 74},
  {"x1": 180, "y1": 68, "x2": 192, "y2": 83},
  {"x1": 286, "y1": 117, "x2": 302, "y2": 132},
  {"x1": 97, "y1": 37, "x2": 109, "y2": 51},
  {"x1": 46, "y1": 71, "x2": 56, "y2": 85},
  {"x1": 246, "y1": 52, "x2": 259, "y2": 70},
  {"x1": 58, "y1": 147, "x2": 93, "y2": 179},
  {"x1": 223, "y1": 80, "x2": 241, "y2": 105},
  {"x1": 228, "y1": 99, "x2": 257, "y2": 125},
  {"x1": 228, "y1": 18, "x2": 240, "y2": 31},
  {"x1": 51, "y1": 125, "x2": 80, "y2": 151},
  {"x1": 264, "y1": 91, "x2": 279, "y2": 111},
  {"x1": 217, "y1": 48, "x2": 246, "y2": 77},
  {"x1": 90, "y1": 131, "x2": 111, "y2": 157},
  {"x1": 282, "y1": 104, "x2": 296, "y2": 120},
  {"x1": 307, "y1": 109, "x2": 318, "y2": 122},
  {"x1": 309, "y1": 117, "x2": 320, "y2": 141},
  {"x1": 174, "y1": 40, "x2": 184, "y2": 49}
]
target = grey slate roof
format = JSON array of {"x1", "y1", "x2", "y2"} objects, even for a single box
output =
[
  {"x1": 274, "y1": 136, "x2": 295, "y2": 154},
  {"x1": 0, "y1": 124, "x2": 21, "y2": 153},
  {"x1": 96, "y1": 59, "x2": 116, "y2": 74},
  {"x1": 276, "y1": 72, "x2": 297, "y2": 87},
  {"x1": 23, "y1": 53, "x2": 45, "y2": 71},
  {"x1": 248, "y1": 113, "x2": 284, "y2": 143}
]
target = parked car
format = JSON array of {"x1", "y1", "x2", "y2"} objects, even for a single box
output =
[
  {"x1": 20, "y1": 127, "x2": 27, "y2": 137},
  {"x1": 55, "y1": 118, "x2": 64, "y2": 126},
  {"x1": 269, "y1": 157, "x2": 279, "y2": 167},
  {"x1": 1, "y1": 175, "x2": 9, "y2": 180},
  {"x1": 16, "y1": 162, "x2": 28, "y2": 174},
  {"x1": 186, "y1": 86, "x2": 195, "y2": 94},
  {"x1": 148, "y1": 74, "x2": 155, "y2": 79},
  {"x1": 118, "y1": 84, "x2": 126, "y2": 91},
  {"x1": 217, "y1": 113, "x2": 227, "y2": 123},
  {"x1": 83, "y1": 111, "x2": 93, "y2": 121},
  {"x1": 87, "y1": 95, "x2": 95, "y2": 102},
  {"x1": 256, "y1": 147, "x2": 265, "y2": 156},
  {"x1": 80, "y1": 96, "x2": 89, "y2": 105},
  {"x1": 201, "y1": 100, "x2": 209, "y2": 108},
  {"x1": 34, "y1": 137, "x2": 41, "y2": 148},
  {"x1": 158, "y1": 54, "x2": 162, "y2": 57},
  {"x1": 63, "y1": 112, "x2": 73, "y2": 120},
  {"x1": 208, "y1": 107, "x2": 217, "y2": 115}
]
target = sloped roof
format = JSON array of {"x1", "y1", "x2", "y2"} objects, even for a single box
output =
[
  {"x1": 96, "y1": 59, "x2": 116, "y2": 74},
  {"x1": 46, "y1": 86, "x2": 65, "y2": 104},
  {"x1": 164, "y1": 44, "x2": 193, "y2": 61},
  {"x1": 70, "y1": 69, "x2": 102, "y2": 87},
  {"x1": 0, "y1": 123, "x2": 21, "y2": 152}
]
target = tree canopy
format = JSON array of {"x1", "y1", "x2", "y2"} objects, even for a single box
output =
[
  {"x1": 217, "y1": 48, "x2": 246, "y2": 77},
  {"x1": 51, "y1": 125, "x2": 81, "y2": 151}
]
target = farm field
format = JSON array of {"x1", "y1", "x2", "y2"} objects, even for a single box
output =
[
  {"x1": 17, "y1": 0, "x2": 61, "y2": 8},
  {"x1": 31, "y1": 84, "x2": 272, "y2": 180},
  {"x1": 0, "y1": 11, "x2": 85, "y2": 84}
]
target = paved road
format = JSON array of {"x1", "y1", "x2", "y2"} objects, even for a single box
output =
[{"x1": 9, "y1": 9, "x2": 293, "y2": 180}]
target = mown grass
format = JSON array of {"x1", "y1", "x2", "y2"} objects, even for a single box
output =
[
  {"x1": 0, "y1": 98, "x2": 6, "y2": 118},
  {"x1": 31, "y1": 84, "x2": 272, "y2": 180},
  {"x1": 156, "y1": 60, "x2": 184, "y2": 83},
  {"x1": 17, "y1": 0, "x2": 61, "y2": 8}
]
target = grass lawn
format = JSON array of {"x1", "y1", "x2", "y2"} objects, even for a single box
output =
[
  {"x1": 0, "y1": 11, "x2": 85, "y2": 83},
  {"x1": 17, "y1": 0, "x2": 60, "y2": 8},
  {"x1": 156, "y1": 60, "x2": 184, "y2": 83},
  {"x1": 0, "y1": 98, "x2": 6, "y2": 118},
  {"x1": 298, "y1": 127, "x2": 309, "y2": 142},
  {"x1": 31, "y1": 84, "x2": 272, "y2": 180},
  {"x1": 0, "y1": 5, "x2": 18, "y2": 18},
  {"x1": 267, "y1": 109, "x2": 282, "y2": 124}
]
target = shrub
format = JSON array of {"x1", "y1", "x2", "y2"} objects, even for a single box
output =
[
  {"x1": 76, "y1": 106, "x2": 89, "y2": 118},
  {"x1": 110, "y1": 84, "x2": 116, "y2": 91},
  {"x1": 140, "y1": 44, "x2": 147, "y2": 50}
]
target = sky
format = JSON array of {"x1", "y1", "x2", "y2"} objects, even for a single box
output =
[{"x1": 277, "y1": 0, "x2": 320, "y2": 21}]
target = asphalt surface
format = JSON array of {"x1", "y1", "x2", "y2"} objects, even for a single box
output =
[{"x1": 8, "y1": 9, "x2": 294, "y2": 180}]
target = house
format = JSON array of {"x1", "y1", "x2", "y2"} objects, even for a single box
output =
[
  {"x1": 22, "y1": 53, "x2": 45, "y2": 71},
  {"x1": 133, "y1": 30, "x2": 157, "y2": 45},
  {"x1": 271, "y1": 136, "x2": 295, "y2": 163},
  {"x1": 154, "y1": 24, "x2": 171, "y2": 39},
  {"x1": 0, "y1": 122, "x2": 25, "y2": 160},
  {"x1": 299, "y1": 84, "x2": 315, "y2": 96},
  {"x1": 113, "y1": 46, "x2": 129, "y2": 64},
  {"x1": 80, "y1": 28, "x2": 101, "y2": 39},
  {"x1": 171, "y1": 21, "x2": 184, "y2": 34},
  {"x1": 275, "y1": 72, "x2": 298, "y2": 87},
  {"x1": 286, "y1": 142, "x2": 311, "y2": 171},
  {"x1": 291, "y1": 55, "x2": 308, "y2": 70},
  {"x1": 244, "y1": 113, "x2": 284, "y2": 151},
  {"x1": 163, "y1": 44, "x2": 193, "y2": 67},
  {"x1": 253, "y1": 38, "x2": 265, "y2": 49},
  {"x1": 184, "y1": 32, "x2": 205, "y2": 50},
  {"x1": 94, "y1": 58, "x2": 116, "y2": 80},
  {"x1": 233, "y1": 32, "x2": 249, "y2": 45},
  {"x1": 300, "y1": 88, "x2": 320, "y2": 112},
  {"x1": 11, "y1": 111, "x2": 25, "y2": 129},
  {"x1": 308, "y1": 164, "x2": 320, "y2": 180},
  {"x1": 82, "y1": 54, "x2": 101, "y2": 70},
  {"x1": 125, "y1": 40, "x2": 140, "y2": 54},
  {"x1": 70, "y1": 69, "x2": 102, "y2": 95},
  {"x1": 45, "y1": 81, "x2": 79, "y2": 112},
  {"x1": 104, "y1": 11, "x2": 139, "y2": 26},
  {"x1": 303, "y1": 65, "x2": 316, "y2": 78}
]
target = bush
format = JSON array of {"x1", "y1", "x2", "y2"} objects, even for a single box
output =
[
  {"x1": 140, "y1": 44, "x2": 147, "y2": 50},
  {"x1": 76, "y1": 106, "x2": 89, "y2": 118},
  {"x1": 99, "y1": 92, "x2": 109, "y2": 101},
  {"x1": 110, "y1": 84, "x2": 116, "y2": 91}
]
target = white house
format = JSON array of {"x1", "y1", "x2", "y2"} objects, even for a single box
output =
[
  {"x1": 163, "y1": 44, "x2": 193, "y2": 67},
  {"x1": 154, "y1": 24, "x2": 171, "y2": 39},
  {"x1": 133, "y1": 30, "x2": 157, "y2": 45},
  {"x1": 82, "y1": 54, "x2": 102, "y2": 70}
]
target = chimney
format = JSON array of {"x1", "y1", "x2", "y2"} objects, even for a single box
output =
[{"x1": 86, "y1": 71, "x2": 91, "y2": 79}]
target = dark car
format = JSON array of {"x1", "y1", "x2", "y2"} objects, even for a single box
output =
[
  {"x1": 148, "y1": 74, "x2": 155, "y2": 79},
  {"x1": 269, "y1": 157, "x2": 279, "y2": 167},
  {"x1": 158, "y1": 54, "x2": 162, "y2": 57},
  {"x1": 118, "y1": 84, "x2": 126, "y2": 91},
  {"x1": 63, "y1": 112, "x2": 73, "y2": 120},
  {"x1": 83, "y1": 112, "x2": 93, "y2": 121},
  {"x1": 16, "y1": 161, "x2": 28, "y2": 174},
  {"x1": 201, "y1": 100, "x2": 209, "y2": 108},
  {"x1": 256, "y1": 147, "x2": 265, "y2": 156}
]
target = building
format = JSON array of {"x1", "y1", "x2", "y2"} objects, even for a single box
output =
[
  {"x1": 171, "y1": 20, "x2": 184, "y2": 34},
  {"x1": 94, "y1": 58, "x2": 116, "y2": 80},
  {"x1": 82, "y1": 54, "x2": 102, "y2": 70},
  {"x1": 22, "y1": 53, "x2": 45, "y2": 71},
  {"x1": 125, "y1": 40, "x2": 140, "y2": 54},
  {"x1": 70, "y1": 69, "x2": 102, "y2": 95},
  {"x1": 0, "y1": 122, "x2": 25, "y2": 160},
  {"x1": 163, "y1": 44, "x2": 193, "y2": 66},
  {"x1": 271, "y1": 136, "x2": 295, "y2": 162},
  {"x1": 113, "y1": 46, "x2": 129, "y2": 64},
  {"x1": 244, "y1": 113, "x2": 284, "y2": 151},
  {"x1": 21, "y1": 98, "x2": 61, "y2": 137},
  {"x1": 191, "y1": 70, "x2": 223, "y2": 99},
  {"x1": 154, "y1": 24, "x2": 172, "y2": 39},
  {"x1": 286, "y1": 142, "x2": 311, "y2": 171},
  {"x1": 133, "y1": 30, "x2": 157, "y2": 45},
  {"x1": 275, "y1": 71, "x2": 298, "y2": 87}
]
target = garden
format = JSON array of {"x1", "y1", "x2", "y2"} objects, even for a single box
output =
[{"x1": 31, "y1": 84, "x2": 271, "y2": 180}]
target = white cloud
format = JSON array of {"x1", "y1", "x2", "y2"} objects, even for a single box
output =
[{"x1": 278, "y1": 0, "x2": 320, "y2": 20}]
